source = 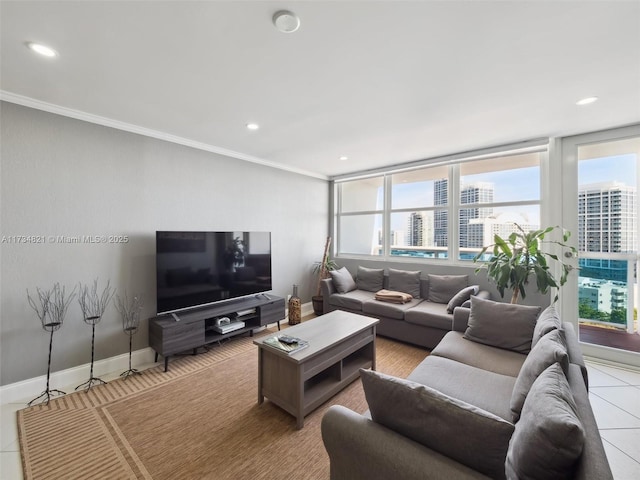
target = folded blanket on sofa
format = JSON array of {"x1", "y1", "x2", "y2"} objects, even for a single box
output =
[{"x1": 375, "y1": 289, "x2": 413, "y2": 304}]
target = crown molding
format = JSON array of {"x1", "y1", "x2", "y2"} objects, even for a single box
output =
[{"x1": 0, "y1": 91, "x2": 328, "y2": 181}]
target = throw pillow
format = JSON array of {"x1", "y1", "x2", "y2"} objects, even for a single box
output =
[
  {"x1": 356, "y1": 266, "x2": 385, "y2": 292},
  {"x1": 360, "y1": 369, "x2": 514, "y2": 480},
  {"x1": 428, "y1": 274, "x2": 469, "y2": 304},
  {"x1": 446, "y1": 285, "x2": 479, "y2": 313},
  {"x1": 531, "y1": 305, "x2": 562, "y2": 349},
  {"x1": 463, "y1": 296, "x2": 541, "y2": 354},
  {"x1": 510, "y1": 329, "x2": 569, "y2": 422},
  {"x1": 388, "y1": 268, "x2": 421, "y2": 298},
  {"x1": 329, "y1": 267, "x2": 357, "y2": 294},
  {"x1": 506, "y1": 363, "x2": 585, "y2": 479}
]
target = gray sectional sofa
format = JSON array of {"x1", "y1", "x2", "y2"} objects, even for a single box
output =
[
  {"x1": 321, "y1": 298, "x2": 613, "y2": 480},
  {"x1": 321, "y1": 266, "x2": 489, "y2": 349}
]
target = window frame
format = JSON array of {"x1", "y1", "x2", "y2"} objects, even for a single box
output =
[{"x1": 332, "y1": 143, "x2": 547, "y2": 264}]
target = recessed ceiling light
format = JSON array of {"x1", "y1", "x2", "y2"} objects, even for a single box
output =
[
  {"x1": 26, "y1": 42, "x2": 58, "y2": 58},
  {"x1": 246, "y1": 123, "x2": 260, "y2": 130},
  {"x1": 339, "y1": 156, "x2": 349, "y2": 161},
  {"x1": 272, "y1": 10, "x2": 300, "y2": 33},
  {"x1": 576, "y1": 96, "x2": 598, "y2": 106}
]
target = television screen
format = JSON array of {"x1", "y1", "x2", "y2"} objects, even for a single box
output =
[{"x1": 156, "y1": 231, "x2": 272, "y2": 314}]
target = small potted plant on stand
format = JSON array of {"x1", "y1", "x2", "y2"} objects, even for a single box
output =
[
  {"x1": 474, "y1": 224, "x2": 577, "y2": 304},
  {"x1": 311, "y1": 236, "x2": 339, "y2": 315}
]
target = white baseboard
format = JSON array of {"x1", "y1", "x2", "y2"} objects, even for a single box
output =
[
  {"x1": 0, "y1": 347, "x2": 157, "y2": 405},
  {"x1": 1, "y1": 302, "x2": 314, "y2": 406}
]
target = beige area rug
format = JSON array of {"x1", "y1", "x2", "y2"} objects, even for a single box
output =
[{"x1": 18, "y1": 330, "x2": 427, "y2": 480}]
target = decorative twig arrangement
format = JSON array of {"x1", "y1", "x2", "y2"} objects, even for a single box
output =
[
  {"x1": 115, "y1": 293, "x2": 144, "y2": 379},
  {"x1": 26, "y1": 283, "x2": 77, "y2": 406},
  {"x1": 75, "y1": 279, "x2": 115, "y2": 392}
]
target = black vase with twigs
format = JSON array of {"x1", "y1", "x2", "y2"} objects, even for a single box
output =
[
  {"x1": 115, "y1": 293, "x2": 143, "y2": 379},
  {"x1": 26, "y1": 283, "x2": 76, "y2": 406},
  {"x1": 75, "y1": 279, "x2": 115, "y2": 392}
]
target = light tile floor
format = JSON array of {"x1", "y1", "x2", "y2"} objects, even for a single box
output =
[{"x1": 1, "y1": 360, "x2": 640, "y2": 479}]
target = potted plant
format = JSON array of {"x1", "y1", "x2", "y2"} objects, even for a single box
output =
[
  {"x1": 311, "y1": 237, "x2": 339, "y2": 315},
  {"x1": 473, "y1": 224, "x2": 577, "y2": 304}
]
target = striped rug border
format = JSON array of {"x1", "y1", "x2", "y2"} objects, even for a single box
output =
[{"x1": 17, "y1": 329, "x2": 277, "y2": 480}]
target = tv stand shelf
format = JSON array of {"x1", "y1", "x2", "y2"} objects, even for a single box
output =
[{"x1": 149, "y1": 294, "x2": 285, "y2": 371}]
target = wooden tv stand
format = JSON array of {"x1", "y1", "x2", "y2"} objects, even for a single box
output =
[{"x1": 149, "y1": 294, "x2": 285, "y2": 371}]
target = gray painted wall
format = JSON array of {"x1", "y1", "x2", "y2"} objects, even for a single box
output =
[{"x1": 0, "y1": 102, "x2": 329, "y2": 385}]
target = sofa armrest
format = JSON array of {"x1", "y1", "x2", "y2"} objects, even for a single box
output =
[
  {"x1": 562, "y1": 322, "x2": 589, "y2": 389},
  {"x1": 320, "y1": 278, "x2": 336, "y2": 314},
  {"x1": 452, "y1": 307, "x2": 471, "y2": 332},
  {"x1": 567, "y1": 365, "x2": 614, "y2": 480},
  {"x1": 321, "y1": 405, "x2": 490, "y2": 480}
]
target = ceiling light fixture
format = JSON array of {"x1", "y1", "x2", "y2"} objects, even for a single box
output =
[
  {"x1": 272, "y1": 10, "x2": 300, "y2": 33},
  {"x1": 26, "y1": 42, "x2": 58, "y2": 58},
  {"x1": 576, "y1": 96, "x2": 598, "y2": 106},
  {"x1": 246, "y1": 123, "x2": 260, "y2": 130},
  {"x1": 339, "y1": 156, "x2": 349, "y2": 161}
]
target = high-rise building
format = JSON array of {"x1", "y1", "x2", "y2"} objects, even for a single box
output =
[
  {"x1": 468, "y1": 212, "x2": 538, "y2": 248},
  {"x1": 434, "y1": 179, "x2": 495, "y2": 248},
  {"x1": 434, "y1": 179, "x2": 448, "y2": 246},
  {"x1": 578, "y1": 182, "x2": 636, "y2": 253},
  {"x1": 405, "y1": 212, "x2": 434, "y2": 247},
  {"x1": 407, "y1": 212, "x2": 424, "y2": 246},
  {"x1": 390, "y1": 230, "x2": 406, "y2": 246},
  {"x1": 460, "y1": 182, "x2": 494, "y2": 248}
]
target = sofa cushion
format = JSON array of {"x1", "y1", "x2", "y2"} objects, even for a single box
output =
[
  {"x1": 431, "y1": 331, "x2": 526, "y2": 378},
  {"x1": 404, "y1": 301, "x2": 453, "y2": 330},
  {"x1": 428, "y1": 274, "x2": 469, "y2": 304},
  {"x1": 329, "y1": 267, "x2": 357, "y2": 294},
  {"x1": 463, "y1": 296, "x2": 541, "y2": 354},
  {"x1": 407, "y1": 354, "x2": 517, "y2": 421},
  {"x1": 356, "y1": 266, "x2": 385, "y2": 292},
  {"x1": 510, "y1": 328, "x2": 569, "y2": 422},
  {"x1": 388, "y1": 268, "x2": 421, "y2": 298},
  {"x1": 363, "y1": 297, "x2": 422, "y2": 320},
  {"x1": 506, "y1": 363, "x2": 585, "y2": 479},
  {"x1": 446, "y1": 285, "x2": 479, "y2": 313},
  {"x1": 361, "y1": 369, "x2": 514, "y2": 480},
  {"x1": 328, "y1": 290, "x2": 376, "y2": 311},
  {"x1": 531, "y1": 305, "x2": 562, "y2": 349}
]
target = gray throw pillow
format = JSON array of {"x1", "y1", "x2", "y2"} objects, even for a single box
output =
[
  {"x1": 506, "y1": 363, "x2": 585, "y2": 479},
  {"x1": 531, "y1": 305, "x2": 562, "y2": 349},
  {"x1": 463, "y1": 296, "x2": 541, "y2": 353},
  {"x1": 356, "y1": 266, "x2": 384, "y2": 292},
  {"x1": 329, "y1": 267, "x2": 357, "y2": 294},
  {"x1": 360, "y1": 369, "x2": 514, "y2": 480},
  {"x1": 388, "y1": 268, "x2": 421, "y2": 298},
  {"x1": 428, "y1": 274, "x2": 469, "y2": 304},
  {"x1": 446, "y1": 285, "x2": 479, "y2": 313},
  {"x1": 510, "y1": 329, "x2": 569, "y2": 422}
]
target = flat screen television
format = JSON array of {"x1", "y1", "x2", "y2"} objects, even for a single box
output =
[{"x1": 156, "y1": 231, "x2": 272, "y2": 314}]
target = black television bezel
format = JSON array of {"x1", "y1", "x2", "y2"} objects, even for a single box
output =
[{"x1": 155, "y1": 230, "x2": 272, "y2": 315}]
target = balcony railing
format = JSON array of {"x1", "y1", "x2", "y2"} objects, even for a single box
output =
[{"x1": 578, "y1": 252, "x2": 638, "y2": 334}]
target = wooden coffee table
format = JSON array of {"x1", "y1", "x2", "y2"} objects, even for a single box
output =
[{"x1": 253, "y1": 310, "x2": 379, "y2": 428}]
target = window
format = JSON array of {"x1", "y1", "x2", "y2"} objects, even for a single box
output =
[
  {"x1": 336, "y1": 177, "x2": 384, "y2": 256},
  {"x1": 458, "y1": 153, "x2": 541, "y2": 260},
  {"x1": 334, "y1": 148, "x2": 544, "y2": 262},
  {"x1": 389, "y1": 166, "x2": 449, "y2": 259}
]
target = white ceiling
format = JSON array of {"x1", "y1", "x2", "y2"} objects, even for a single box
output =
[{"x1": 2, "y1": 1, "x2": 639, "y2": 179}]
